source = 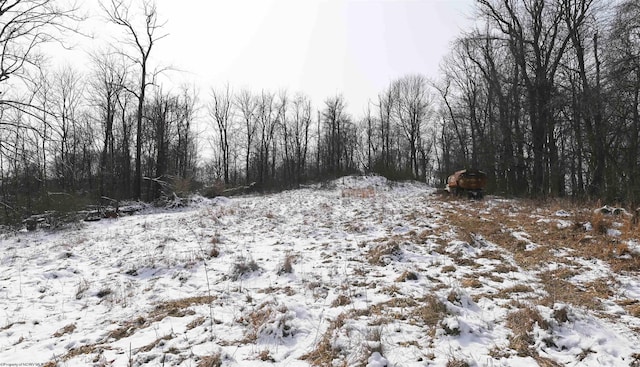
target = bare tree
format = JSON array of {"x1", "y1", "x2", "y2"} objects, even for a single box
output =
[
  {"x1": 101, "y1": 0, "x2": 167, "y2": 199},
  {"x1": 50, "y1": 64, "x2": 85, "y2": 190},
  {"x1": 392, "y1": 74, "x2": 433, "y2": 179},
  {"x1": 235, "y1": 89, "x2": 258, "y2": 185},
  {"x1": 477, "y1": 0, "x2": 576, "y2": 196},
  {"x1": 88, "y1": 50, "x2": 128, "y2": 197},
  {"x1": 283, "y1": 93, "x2": 312, "y2": 183},
  {"x1": 0, "y1": 0, "x2": 82, "y2": 87},
  {"x1": 209, "y1": 84, "x2": 234, "y2": 185}
]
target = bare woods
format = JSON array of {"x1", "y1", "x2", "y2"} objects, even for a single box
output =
[{"x1": 1, "y1": 0, "x2": 639, "y2": 225}]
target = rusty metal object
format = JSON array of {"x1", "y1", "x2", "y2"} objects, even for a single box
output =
[{"x1": 446, "y1": 169, "x2": 487, "y2": 199}]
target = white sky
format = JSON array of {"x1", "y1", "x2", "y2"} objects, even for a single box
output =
[{"x1": 74, "y1": 0, "x2": 474, "y2": 115}]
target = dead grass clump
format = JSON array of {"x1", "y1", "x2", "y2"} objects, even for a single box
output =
[
  {"x1": 447, "y1": 290, "x2": 462, "y2": 305},
  {"x1": 367, "y1": 240, "x2": 402, "y2": 265},
  {"x1": 237, "y1": 302, "x2": 275, "y2": 342},
  {"x1": 301, "y1": 313, "x2": 347, "y2": 366},
  {"x1": 108, "y1": 316, "x2": 147, "y2": 340},
  {"x1": 237, "y1": 301, "x2": 294, "y2": 343},
  {"x1": 53, "y1": 323, "x2": 76, "y2": 337},
  {"x1": 441, "y1": 265, "x2": 456, "y2": 273},
  {"x1": 539, "y1": 270, "x2": 604, "y2": 309},
  {"x1": 548, "y1": 276, "x2": 614, "y2": 310},
  {"x1": 498, "y1": 284, "x2": 534, "y2": 297},
  {"x1": 591, "y1": 212, "x2": 612, "y2": 235},
  {"x1": 533, "y1": 355, "x2": 563, "y2": 367},
  {"x1": 413, "y1": 294, "x2": 448, "y2": 327},
  {"x1": 153, "y1": 296, "x2": 215, "y2": 319},
  {"x1": 209, "y1": 244, "x2": 220, "y2": 258},
  {"x1": 514, "y1": 246, "x2": 552, "y2": 269},
  {"x1": 584, "y1": 278, "x2": 615, "y2": 299},
  {"x1": 379, "y1": 297, "x2": 418, "y2": 310},
  {"x1": 396, "y1": 270, "x2": 418, "y2": 282},
  {"x1": 138, "y1": 334, "x2": 172, "y2": 353},
  {"x1": 360, "y1": 327, "x2": 384, "y2": 363},
  {"x1": 620, "y1": 301, "x2": 640, "y2": 317},
  {"x1": 187, "y1": 316, "x2": 207, "y2": 330},
  {"x1": 506, "y1": 306, "x2": 549, "y2": 356},
  {"x1": 448, "y1": 251, "x2": 479, "y2": 267},
  {"x1": 62, "y1": 344, "x2": 102, "y2": 361},
  {"x1": 257, "y1": 350, "x2": 275, "y2": 362},
  {"x1": 462, "y1": 277, "x2": 483, "y2": 289},
  {"x1": 483, "y1": 250, "x2": 507, "y2": 262},
  {"x1": 493, "y1": 263, "x2": 518, "y2": 273},
  {"x1": 108, "y1": 296, "x2": 215, "y2": 340},
  {"x1": 446, "y1": 358, "x2": 470, "y2": 367},
  {"x1": 552, "y1": 307, "x2": 569, "y2": 323},
  {"x1": 331, "y1": 294, "x2": 352, "y2": 307},
  {"x1": 198, "y1": 353, "x2": 222, "y2": 367},
  {"x1": 278, "y1": 252, "x2": 297, "y2": 275},
  {"x1": 608, "y1": 249, "x2": 640, "y2": 273},
  {"x1": 229, "y1": 256, "x2": 261, "y2": 280}
]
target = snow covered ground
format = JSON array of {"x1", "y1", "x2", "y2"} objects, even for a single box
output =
[{"x1": 1, "y1": 175, "x2": 639, "y2": 366}]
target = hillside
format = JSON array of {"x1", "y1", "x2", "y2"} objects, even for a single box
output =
[{"x1": 1, "y1": 176, "x2": 639, "y2": 366}]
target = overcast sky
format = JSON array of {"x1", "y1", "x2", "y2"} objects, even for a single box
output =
[{"x1": 79, "y1": 0, "x2": 474, "y2": 115}]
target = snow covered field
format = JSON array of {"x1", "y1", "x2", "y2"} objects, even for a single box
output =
[{"x1": 1, "y1": 176, "x2": 639, "y2": 366}]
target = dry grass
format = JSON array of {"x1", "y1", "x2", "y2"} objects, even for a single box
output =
[
  {"x1": 539, "y1": 271, "x2": 613, "y2": 310},
  {"x1": 237, "y1": 302, "x2": 276, "y2": 342},
  {"x1": 505, "y1": 305, "x2": 549, "y2": 356},
  {"x1": 446, "y1": 359, "x2": 470, "y2": 367},
  {"x1": 331, "y1": 294, "x2": 352, "y2": 307},
  {"x1": 442, "y1": 198, "x2": 640, "y2": 316},
  {"x1": 108, "y1": 296, "x2": 215, "y2": 340},
  {"x1": 552, "y1": 307, "x2": 569, "y2": 323},
  {"x1": 278, "y1": 252, "x2": 297, "y2": 275},
  {"x1": 138, "y1": 334, "x2": 172, "y2": 353},
  {"x1": 209, "y1": 244, "x2": 220, "y2": 258},
  {"x1": 461, "y1": 277, "x2": 483, "y2": 289},
  {"x1": 396, "y1": 270, "x2": 418, "y2": 282},
  {"x1": 359, "y1": 327, "x2": 384, "y2": 364},
  {"x1": 498, "y1": 284, "x2": 535, "y2": 296},
  {"x1": 257, "y1": 349, "x2": 275, "y2": 362},
  {"x1": 53, "y1": 323, "x2": 76, "y2": 337},
  {"x1": 367, "y1": 240, "x2": 402, "y2": 265},
  {"x1": 186, "y1": 316, "x2": 207, "y2": 330},
  {"x1": 236, "y1": 301, "x2": 294, "y2": 343},
  {"x1": 198, "y1": 353, "x2": 222, "y2": 367},
  {"x1": 441, "y1": 265, "x2": 456, "y2": 273},
  {"x1": 229, "y1": 256, "x2": 261, "y2": 280},
  {"x1": 63, "y1": 344, "x2": 101, "y2": 361},
  {"x1": 617, "y1": 299, "x2": 640, "y2": 317},
  {"x1": 412, "y1": 294, "x2": 448, "y2": 327},
  {"x1": 341, "y1": 187, "x2": 375, "y2": 198},
  {"x1": 301, "y1": 313, "x2": 347, "y2": 366}
]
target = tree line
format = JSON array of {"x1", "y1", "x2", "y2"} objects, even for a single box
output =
[
  {"x1": 437, "y1": 0, "x2": 640, "y2": 202},
  {"x1": 1, "y1": 0, "x2": 639, "y2": 225}
]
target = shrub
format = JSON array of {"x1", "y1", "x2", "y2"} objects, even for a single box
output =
[{"x1": 229, "y1": 256, "x2": 261, "y2": 280}]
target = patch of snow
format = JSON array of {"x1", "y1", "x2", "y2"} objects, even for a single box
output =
[
  {"x1": 367, "y1": 352, "x2": 389, "y2": 367},
  {"x1": 0, "y1": 176, "x2": 638, "y2": 366}
]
